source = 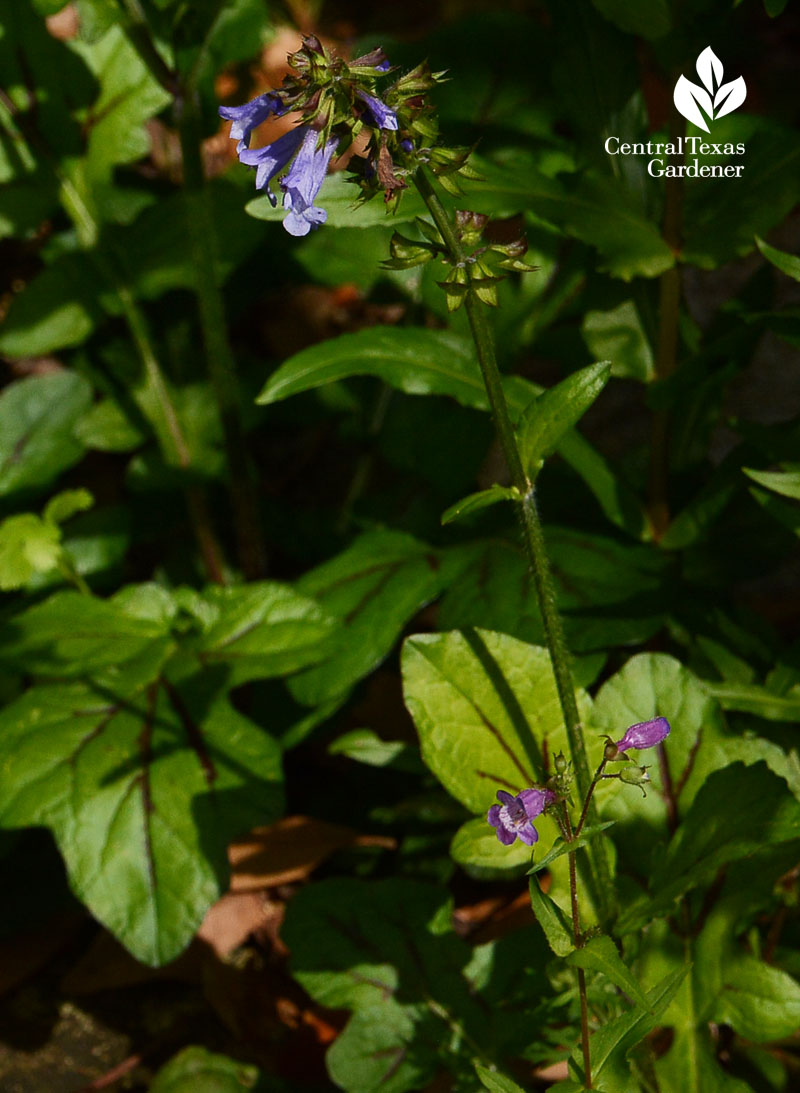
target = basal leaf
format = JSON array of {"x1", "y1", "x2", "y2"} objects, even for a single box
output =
[
  {"x1": 451, "y1": 816, "x2": 533, "y2": 876},
  {"x1": 0, "y1": 650, "x2": 284, "y2": 965},
  {"x1": 288, "y1": 530, "x2": 445, "y2": 706},
  {"x1": 149, "y1": 1046, "x2": 262, "y2": 1092},
  {"x1": 0, "y1": 372, "x2": 92, "y2": 495},
  {"x1": 402, "y1": 627, "x2": 591, "y2": 812},
  {"x1": 192, "y1": 582, "x2": 339, "y2": 684}
]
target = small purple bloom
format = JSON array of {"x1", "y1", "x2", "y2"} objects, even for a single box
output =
[
  {"x1": 219, "y1": 92, "x2": 284, "y2": 153},
  {"x1": 239, "y1": 126, "x2": 307, "y2": 204},
  {"x1": 613, "y1": 716, "x2": 671, "y2": 756},
  {"x1": 356, "y1": 89, "x2": 398, "y2": 131},
  {"x1": 376, "y1": 60, "x2": 391, "y2": 72},
  {"x1": 487, "y1": 787, "x2": 548, "y2": 847},
  {"x1": 400, "y1": 138, "x2": 414, "y2": 153},
  {"x1": 281, "y1": 129, "x2": 338, "y2": 237}
]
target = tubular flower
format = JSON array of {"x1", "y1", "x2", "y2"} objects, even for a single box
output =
[
  {"x1": 219, "y1": 92, "x2": 284, "y2": 152},
  {"x1": 356, "y1": 89, "x2": 398, "y2": 131},
  {"x1": 238, "y1": 126, "x2": 307, "y2": 203},
  {"x1": 281, "y1": 129, "x2": 339, "y2": 237},
  {"x1": 605, "y1": 716, "x2": 671, "y2": 760},
  {"x1": 487, "y1": 787, "x2": 550, "y2": 846}
]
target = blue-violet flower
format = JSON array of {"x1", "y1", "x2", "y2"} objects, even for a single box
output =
[
  {"x1": 356, "y1": 89, "x2": 398, "y2": 130},
  {"x1": 488, "y1": 787, "x2": 549, "y2": 846},
  {"x1": 238, "y1": 126, "x2": 307, "y2": 204},
  {"x1": 219, "y1": 92, "x2": 284, "y2": 153},
  {"x1": 611, "y1": 716, "x2": 671, "y2": 757},
  {"x1": 281, "y1": 129, "x2": 338, "y2": 237}
]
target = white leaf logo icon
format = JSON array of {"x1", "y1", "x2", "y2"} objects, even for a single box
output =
[{"x1": 673, "y1": 47, "x2": 746, "y2": 131}]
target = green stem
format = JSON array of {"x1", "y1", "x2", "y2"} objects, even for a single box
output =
[
  {"x1": 575, "y1": 759, "x2": 608, "y2": 839},
  {"x1": 413, "y1": 165, "x2": 612, "y2": 919},
  {"x1": 177, "y1": 90, "x2": 267, "y2": 579},
  {"x1": 562, "y1": 804, "x2": 592, "y2": 1089}
]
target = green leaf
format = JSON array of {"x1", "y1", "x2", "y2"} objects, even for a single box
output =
[
  {"x1": 74, "y1": 398, "x2": 145, "y2": 452},
  {"x1": 755, "y1": 235, "x2": 800, "y2": 281},
  {"x1": 533, "y1": 171, "x2": 674, "y2": 281},
  {"x1": 703, "y1": 680, "x2": 800, "y2": 722},
  {"x1": 441, "y1": 485, "x2": 519, "y2": 525},
  {"x1": 257, "y1": 327, "x2": 487, "y2": 408},
  {"x1": 326, "y1": 1001, "x2": 438, "y2": 1093},
  {"x1": 451, "y1": 817, "x2": 533, "y2": 876},
  {"x1": 284, "y1": 876, "x2": 473, "y2": 1012},
  {"x1": 328, "y1": 729, "x2": 417, "y2": 770},
  {"x1": 715, "y1": 956, "x2": 800, "y2": 1042},
  {"x1": 516, "y1": 362, "x2": 611, "y2": 476},
  {"x1": 528, "y1": 876, "x2": 574, "y2": 957},
  {"x1": 682, "y1": 117, "x2": 800, "y2": 268},
  {"x1": 566, "y1": 935, "x2": 650, "y2": 1010},
  {"x1": 70, "y1": 25, "x2": 172, "y2": 186},
  {"x1": 257, "y1": 326, "x2": 645, "y2": 537},
  {"x1": 43, "y1": 488, "x2": 94, "y2": 525},
  {"x1": 439, "y1": 533, "x2": 667, "y2": 657},
  {"x1": 0, "y1": 591, "x2": 167, "y2": 676},
  {"x1": 149, "y1": 1046, "x2": 261, "y2": 1092},
  {"x1": 0, "y1": 513, "x2": 62, "y2": 590},
  {"x1": 592, "y1": 654, "x2": 732, "y2": 867},
  {"x1": 0, "y1": 372, "x2": 92, "y2": 496},
  {"x1": 0, "y1": 255, "x2": 101, "y2": 356},
  {"x1": 579, "y1": 966, "x2": 689, "y2": 1085},
  {"x1": 743, "y1": 464, "x2": 800, "y2": 500},
  {"x1": 192, "y1": 582, "x2": 339, "y2": 685},
  {"x1": 0, "y1": 652, "x2": 284, "y2": 965},
  {"x1": 620, "y1": 763, "x2": 800, "y2": 932},
  {"x1": 527, "y1": 822, "x2": 615, "y2": 875},
  {"x1": 288, "y1": 531, "x2": 445, "y2": 706},
  {"x1": 581, "y1": 300, "x2": 654, "y2": 381},
  {"x1": 402, "y1": 627, "x2": 591, "y2": 812},
  {"x1": 475, "y1": 1065, "x2": 528, "y2": 1093}
]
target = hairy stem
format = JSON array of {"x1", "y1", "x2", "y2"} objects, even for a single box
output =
[
  {"x1": 563, "y1": 804, "x2": 592, "y2": 1089},
  {"x1": 413, "y1": 165, "x2": 612, "y2": 921}
]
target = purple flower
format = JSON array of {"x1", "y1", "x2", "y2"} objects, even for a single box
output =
[
  {"x1": 612, "y1": 717, "x2": 671, "y2": 757},
  {"x1": 281, "y1": 129, "x2": 338, "y2": 237},
  {"x1": 219, "y1": 93, "x2": 284, "y2": 153},
  {"x1": 239, "y1": 126, "x2": 307, "y2": 204},
  {"x1": 356, "y1": 89, "x2": 398, "y2": 131},
  {"x1": 487, "y1": 787, "x2": 549, "y2": 847}
]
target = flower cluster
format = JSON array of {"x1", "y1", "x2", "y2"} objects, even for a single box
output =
[
  {"x1": 218, "y1": 36, "x2": 466, "y2": 236},
  {"x1": 487, "y1": 717, "x2": 671, "y2": 846}
]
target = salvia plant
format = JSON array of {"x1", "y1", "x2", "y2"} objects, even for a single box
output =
[{"x1": 1, "y1": 2, "x2": 799, "y2": 1092}]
